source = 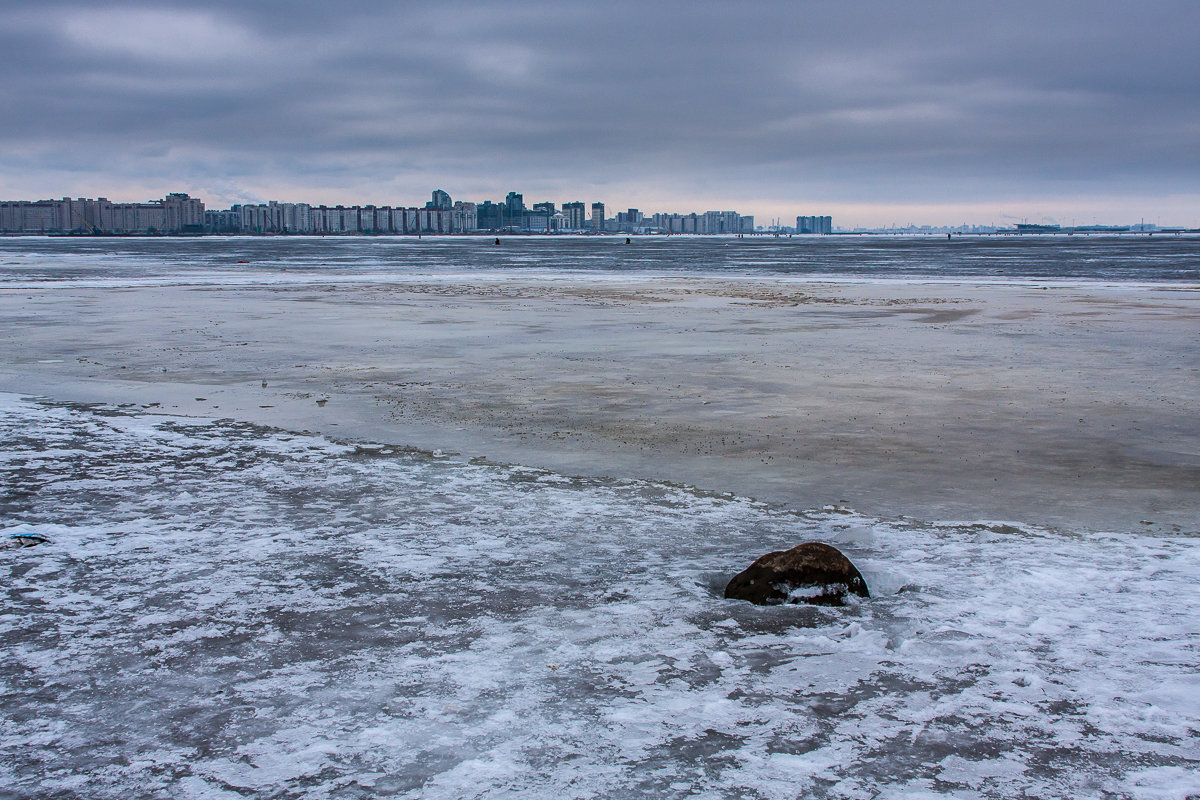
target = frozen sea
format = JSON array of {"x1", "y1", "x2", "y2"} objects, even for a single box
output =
[
  {"x1": 2, "y1": 232, "x2": 1200, "y2": 286},
  {"x1": 2, "y1": 397, "x2": 1198, "y2": 799},
  {"x1": 2, "y1": 236, "x2": 1199, "y2": 798}
]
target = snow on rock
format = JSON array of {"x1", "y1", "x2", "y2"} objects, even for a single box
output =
[{"x1": 724, "y1": 541, "x2": 870, "y2": 606}]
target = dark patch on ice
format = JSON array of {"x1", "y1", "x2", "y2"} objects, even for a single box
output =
[
  {"x1": 632, "y1": 729, "x2": 751, "y2": 793},
  {"x1": 2, "y1": 532, "x2": 49, "y2": 549}
]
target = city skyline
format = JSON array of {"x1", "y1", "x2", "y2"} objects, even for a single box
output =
[
  {"x1": 1, "y1": 1, "x2": 1198, "y2": 228},
  {"x1": 3, "y1": 188, "x2": 768, "y2": 235},
  {"x1": 6, "y1": 186, "x2": 1189, "y2": 236}
]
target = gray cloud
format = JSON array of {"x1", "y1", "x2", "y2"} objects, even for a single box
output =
[{"x1": 1, "y1": 0, "x2": 1197, "y2": 225}]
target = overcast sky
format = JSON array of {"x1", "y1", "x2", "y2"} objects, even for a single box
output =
[{"x1": 2, "y1": 1, "x2": 1197, "y2": 226}]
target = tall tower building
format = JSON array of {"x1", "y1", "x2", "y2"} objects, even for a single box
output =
[
  {"x1": 590, "y1": 202, "x2": 605, "y2": 232},
  {"x1": 563, "y1": 202, "x2": 586, "y2": 230},
  {"x1": 506, "y1": 192, "x2": 525, "y2": 217},
  {"x1": 163, "y1": 192, "x2": 205, "y2": 233},
  {"x1": 797, "y1": 215, "x2": 832, "y2": 234}
]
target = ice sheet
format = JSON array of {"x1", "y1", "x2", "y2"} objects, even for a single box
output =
[{"x1": 2, "y1": 395, "x2": 1196, "y2": 798}]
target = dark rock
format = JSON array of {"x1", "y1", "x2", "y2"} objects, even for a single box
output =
[{"x1": 725, "y1": 542, "x2": 869, "y2": 606}]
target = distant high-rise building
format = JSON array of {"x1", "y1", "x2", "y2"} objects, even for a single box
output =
[
  {"x1": 698, "y1": 211, "x2": 741, "y2": 234},
  {"x1": 453, "y1": 201, "x2": 478, "y2": 232},
  {"x1": 532, "y1": 201, "x2": 555, "y2": 215},
  {"x1": 796, "y1": 215, "x2": 832, "y2": 234},
  {"x1": 653, "y1": 212, "x2": 684, "y2": 233},
  {"x1": 590, "y1": 202, "x2": 605, "y2": 232},
  {"x1": 476, "y1": 201, "x2": 503, "y2": 230},
  {"x1": 524, "y1": 210, "x2": 550, "y2": 232},
  {"x1": 563, "y1": 202, "x2": 586, "y2": 230},
  {"x1": 616, "y1": 208, "x2": 644, "y2": 232},
  {"x1": 163, "y1": 193, "x2": 205, "y2": 232},
  {"x1": 506, "y1": 192, "x2": 525, "y2": 217},
  {"x1": 427, "y1": 189, "x2": 452, "y2": 210}
]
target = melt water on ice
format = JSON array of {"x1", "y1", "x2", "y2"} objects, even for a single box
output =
[{"x1": 1, "y1": 394, "x2": 1196, "y2": 799}]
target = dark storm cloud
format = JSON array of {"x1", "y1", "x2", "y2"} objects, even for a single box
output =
[{"x1": 1, "y1": 1, "x2": 1197, "y2": 221}]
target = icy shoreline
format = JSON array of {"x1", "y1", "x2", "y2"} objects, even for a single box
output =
[{"x1": 2, "y1": 394, "x2": 1198, "y2": 799}]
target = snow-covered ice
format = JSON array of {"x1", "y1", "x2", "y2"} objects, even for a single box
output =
[{"x1": 1, "y1": 394, "x2": 1197, "y2": 798}]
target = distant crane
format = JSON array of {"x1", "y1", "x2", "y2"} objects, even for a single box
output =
[{"x1": 72, "y1": 209, "x2": 103, "y2": 235}]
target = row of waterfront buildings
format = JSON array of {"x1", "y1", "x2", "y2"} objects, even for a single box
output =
[
  {"x1": 1, "y1": 189, "x2": 839, "y2": 237},
  {"x1": 0, "y1": 193, "x2": 206, "y2": 236}
]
